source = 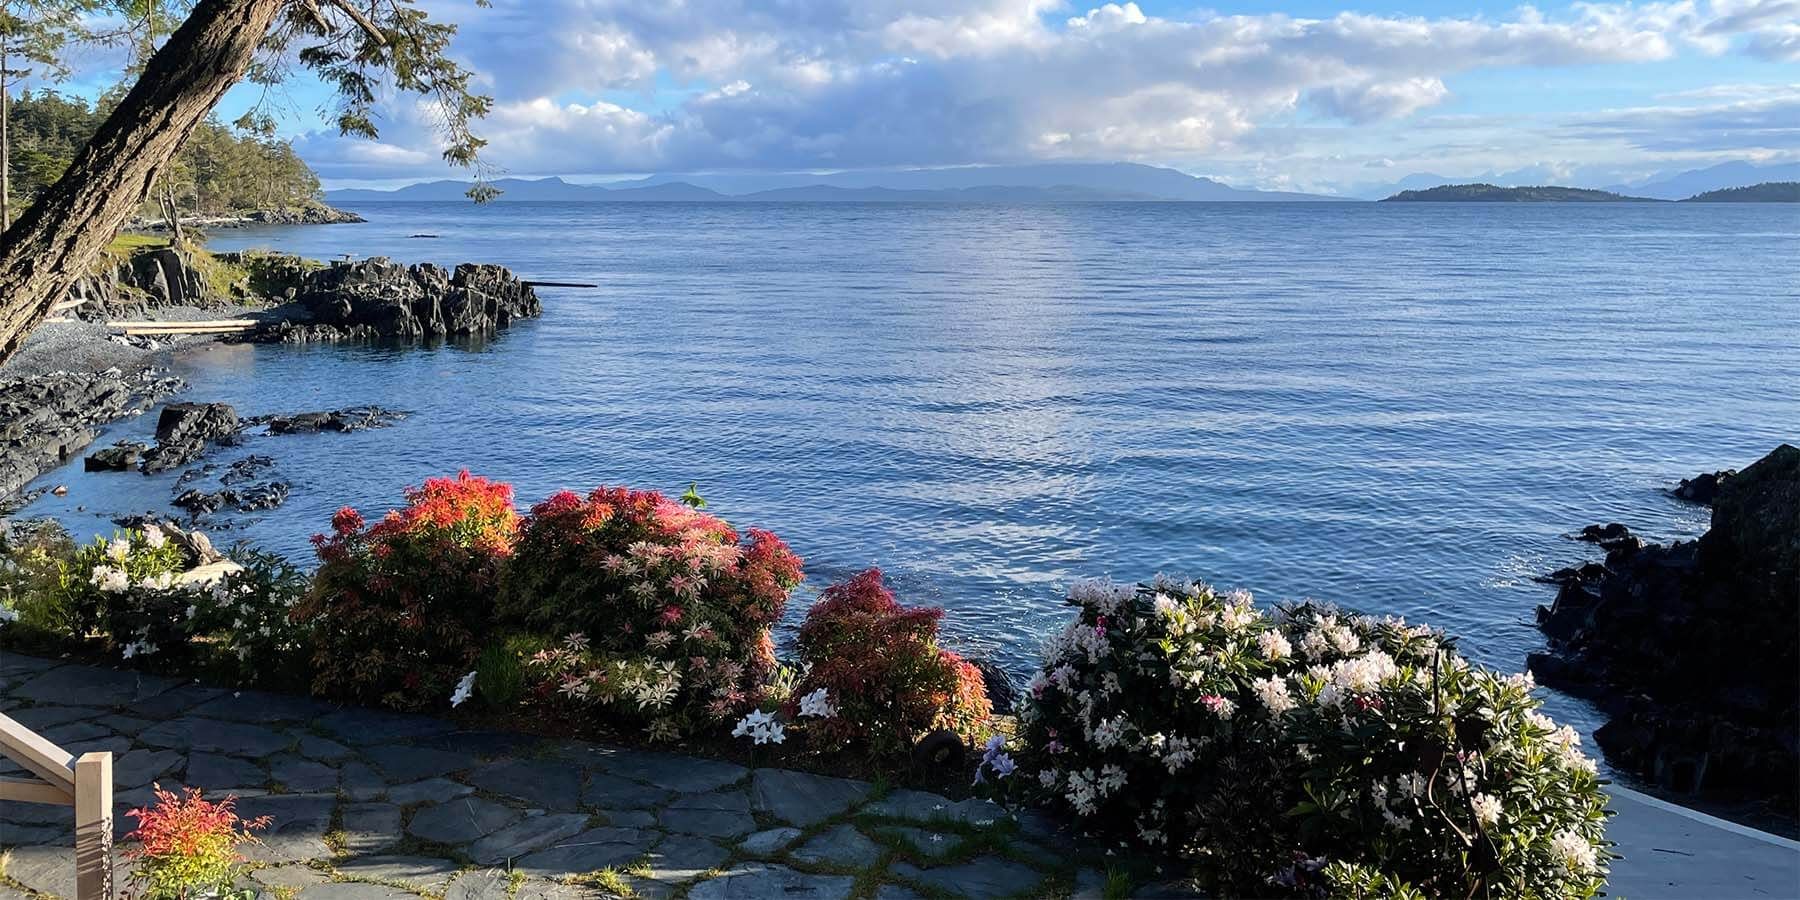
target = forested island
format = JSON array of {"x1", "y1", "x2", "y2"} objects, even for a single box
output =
[
  {"x1": 1383, "y1": 184, "x2": 1653, "y2": 202},
  {"x1": 1680, "y1": 182, "x2": 1800, "y2": 202}
]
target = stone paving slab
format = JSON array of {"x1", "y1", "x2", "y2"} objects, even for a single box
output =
[{"x1": 24, "y1": 652, "x2": 1788, "y2": 899}]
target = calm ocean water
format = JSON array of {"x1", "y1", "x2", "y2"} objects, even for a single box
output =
[{"x1": 24, "y1": 202, "x2": 1800, "y2": 724}]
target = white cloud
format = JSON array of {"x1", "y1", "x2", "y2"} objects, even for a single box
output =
[{"x1": 279, "y1": 0, "x2": 1800, "y2": 186}]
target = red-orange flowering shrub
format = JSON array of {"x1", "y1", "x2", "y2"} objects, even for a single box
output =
[
  {"x1": 125, "y1": 784, "x2": 268, "y2": 899},
  {"x1": 794, "y1": 568, "x2": 991, "y2": 757},
  {"x1": 297, "y1": 471, "x2": 519, "y2": 710},
  {"x1": 496, "y1": 486, "x2": 804, "y2": 738}
]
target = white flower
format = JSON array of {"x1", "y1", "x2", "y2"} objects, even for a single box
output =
[
  {"x1": 797, "y1": 687, "x2": 837, "y2": 719},
  {"x1": 1152, "y1": 593, "x2": 1179, "y2": 619},
  {"x1": 1038, "y1": 769, "x2": 1060, "y2": 789},
  {"x1": 1252, "y1": 675, "x2": 1296, "y2": 715},
  {"x1": 106, "y1": 539, "x2": 130, "y2": 562},
  {"x1": 121, "y1": 640, "x2": 157, "y2": 659},
  {"x1": 1161, "y1": 736, "x2": 1195, "y2": 773},
  {"x1": 142, "y1": 524, "x2": 166, "y2": 549},
  {"x1": 1471, "y1": 793, "x2": 1503, "y2": 828},
  {"x1": 1098, "y1": 764, "x2": 1127, "y2": 795},
  {"x1": 1092, "y1": 716, "x2": 1125, "y2": 749},
  {"x1": 732, "y1": 709, "x2": 787, "y2": 745},
  {"x1": 1256, "y1": 630, "x2": 1292, "y2": 660},
  {"x1": 1299, "y1": 630, "x2": 1330, "y2": 660},
  {"x1": 1550, "y1": 830, "x2": 1596, "y2": 873},
  {"x1": 90, "y1": 565, "x2": 128, "y2": 594},
  {"x1": 450, "y1": 671, "x2": 476, "y2": 707}
]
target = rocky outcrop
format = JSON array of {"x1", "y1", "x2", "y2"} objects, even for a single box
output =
[
  {"x1": 1668, "y1": 468, "x2": 1735, "y2": 505},
  {"x1": 248, "y1": 258, "x2": 540, "y2": 342},
  {"x1": 65, "y1": 245, "x2": 240, "y2": 320},
  {"x1": 1531, "y1": 445, "x2": 1799, "y2": 813},
  {"x1": 128, "y1": 203, "x2": 365, "y2": 230},
  {"x1": 140, "y1": 402, "x2": 241, "y2": 474},
  {"x1": 0, "y1": 369, "x2": 184, "y2": 498}
]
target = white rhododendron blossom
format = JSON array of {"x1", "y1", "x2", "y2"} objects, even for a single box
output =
[
  {"x1": 797, "y1": 687, "x2": 837, "y2": 718},
  {"x1": 1471, "y1": 793, "x2": 1504, "y2": 828},
  {"x1": 90, "y1": 565, "x2": 129, "y2": 594},
  {"x1": 1253, "y1": 675, "x2": 1295, "y2": 715},
  {"x1": 1551, "y1": 829, "x2": 1598, "y2": 873},
  {"x1": 142, "y1": 524, "x2": 167, "y2": 549},
  {"x1": 106, "y1": 539, "x2": 130, "y2": 562},
  {"x1": 1257, "y1": 629, "x2": 1291, "y2": 660}
]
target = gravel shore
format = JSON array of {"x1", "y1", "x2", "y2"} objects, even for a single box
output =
[{"x1": 0, "y1": 305, "x2": 252, "y2": 378}]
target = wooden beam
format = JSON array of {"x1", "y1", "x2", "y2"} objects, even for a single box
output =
[
  {"x1": 0, "y1": 775, "x2": 73, "y2": 805},
  {"x1": 74, "y1": 752, "x2": 114, "y2": 900},
  {"x1": 0, "y1": 711, "x2": 76, "y2": 791}
]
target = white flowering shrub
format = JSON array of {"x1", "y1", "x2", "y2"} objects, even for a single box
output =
[
  {"x1": 982, "y1": 577, "x2": 1611, "y2": 898},
  {"x1": 59, "y1": 526, "x2": 188, "y2": 647}
]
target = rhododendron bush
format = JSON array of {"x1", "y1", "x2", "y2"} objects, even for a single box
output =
[
  {"x1": 125, "y1": 784, "x2": 268, "y2": 900},
  {"x1": 496, "y1": 486, "x2": 804, "y2": 738},
  {"x1": 794, "y1": 568, "x2": 991, "y2": 757},
  {"x1": 979, "y1": 576, "x2": 1610, "y2": 898},
  {"x1": 299, "y1": 471, "x2": 520, "y2": 710}
]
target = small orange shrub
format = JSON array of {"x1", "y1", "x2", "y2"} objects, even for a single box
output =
[{"x1": 125, "y1": 784, "x2": 268, "y2": 900}]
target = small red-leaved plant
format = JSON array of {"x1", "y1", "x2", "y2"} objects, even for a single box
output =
[
  {"x1": 125, "y1": 784, "x2": 269, "y2": 900},
  {"x1": 794, "y1": 568, "x2": 991, "y2": 758}
]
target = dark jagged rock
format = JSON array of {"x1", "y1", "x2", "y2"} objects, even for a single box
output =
[
  {"x1": 972, "y1": 659, "x2": 1018, "y2": 714},
  {"x1": 1669, "y1": 469, "x2": 1735, "y2": 505},
  {"x1": 174, "y1": 481, "x2": 289, "y2": 516},
  {"x1": 246, "y1": 406, "x2": 406, "y2": 434},
  {"x1": 85, "y1": 441, "x2": 150, "y2": 471},
  {"x1": 1533, "y1": 445, "x2": 1800, "y2": 813},
  {"x1": 64, "y1": 245, "x2": 241, "y2": 320},
  {"x1": 0, "y1": 368, "x2": 184, "y2": 498},
  {"x1": 242, "y1": 205, "x2": 365, "y2": 225},
  {"x1": 140, "y1": 402, "x2": 240, "y2": 474},
  {"x1": 220, "y1": 455, "x2": 276, "y2": 485},
  {"x1": 248, "y1": 257, "x2": 540, "y2": 343}
]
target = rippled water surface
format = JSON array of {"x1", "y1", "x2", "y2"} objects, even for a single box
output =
[{"x1": 27, "y1": 202, "x2": 1800, "y2": 701}]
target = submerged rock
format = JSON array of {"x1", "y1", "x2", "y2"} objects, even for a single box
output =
[
  {"x1": 174, "y1": 482, "x2": 289, "y2": 516},
  {"x1": 1532, "y1": 444, "x2": 1799, "y2": 811},
  {"x1": 85, "y1": 441, "x2": 150, "y2": 471},
  {"x1": 141, "y1": 402, "x2": 240, "y2": 474},
  {"x1": 247, "y1": 406, "x2": 405, "y2": 434}
]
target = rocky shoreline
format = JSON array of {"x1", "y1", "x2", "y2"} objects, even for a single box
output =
[
  {"x1": 0, "y1": 368, "x2": 185, "y2": 502},
  {"x1": 127, "y1": 203, "x2": 365, "y2": 231},
  {"x1": 2, "y1": 245, "x2": 538, "y2": 521},
  {"x1": 1531, "y1": 445, "x2": 1799, "y2": 820}
]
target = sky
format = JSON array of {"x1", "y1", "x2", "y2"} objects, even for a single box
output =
[{"x1": 46, "y1": 0, "x2": 1800, "y2": 194}]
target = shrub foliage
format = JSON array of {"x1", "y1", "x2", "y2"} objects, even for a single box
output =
[
  {"x1": 794, "y1": 568, "x2": 991, "y2": 756},
  {"x1": 983, "y1": 576, "x2": 1610, "y2": 898},
  {"x1": 498, "y1": 486, "x2": 804, "y2": 738},
  {"x1": 298, "y1": 471, "x2": 520, "y2": 710}
]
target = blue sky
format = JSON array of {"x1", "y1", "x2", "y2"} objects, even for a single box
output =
[{"x1": 49, "y1": 1, "x2": 1800, "y2": 193}]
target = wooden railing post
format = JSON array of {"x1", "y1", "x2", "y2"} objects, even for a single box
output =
[{"x1": 74, "y1": 751, "x2": 113, "y2": 900}]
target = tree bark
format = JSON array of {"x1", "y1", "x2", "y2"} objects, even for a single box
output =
[{"x1": 0, "y1": 0, "x2": 284, "y2": 364}]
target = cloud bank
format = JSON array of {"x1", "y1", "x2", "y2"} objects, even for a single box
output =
[{"x1": 277, "y1": 0, "x2": 1800, "y2": 188}]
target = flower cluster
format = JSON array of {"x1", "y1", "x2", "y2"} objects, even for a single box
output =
[
  {"x1": 792, "y1": 568, "x2": 992, "y2": 757},
  {"x1": 56, "y1": 526, "x2": 188, "y2": 647},
  {"x1": 299, "y1": 471, "x2": 521, "y2": 710},
  {"x1": 125, "y1": 784, "x2": 269, "y2": 900},
  {"x1": 730, "y1": 686, "x2": 841, "y2": 748},
  {"x1": 498, "y1": 485, "x2": 803, "y2": 738},
  {"x1": 989, "y1": 576, "x2": 1610, "y2": 898}
]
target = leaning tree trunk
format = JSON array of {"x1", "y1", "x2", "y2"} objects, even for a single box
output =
[{"x1": 0, "y1": 0, "x2": 284, "y2": 364}]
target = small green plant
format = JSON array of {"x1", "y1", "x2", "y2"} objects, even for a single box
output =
[{"x1": 475, "y1": 639, "x2": 528, "y2": 707}]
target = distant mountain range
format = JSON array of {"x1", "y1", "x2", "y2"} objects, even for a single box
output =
[{"x1": 324, "y1": 163, "x2": 1353, "y2": 203}]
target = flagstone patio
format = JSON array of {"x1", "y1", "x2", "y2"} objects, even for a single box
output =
[{"x1": 0, "y1": 653, "x2": 1171, "y2": 900}]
